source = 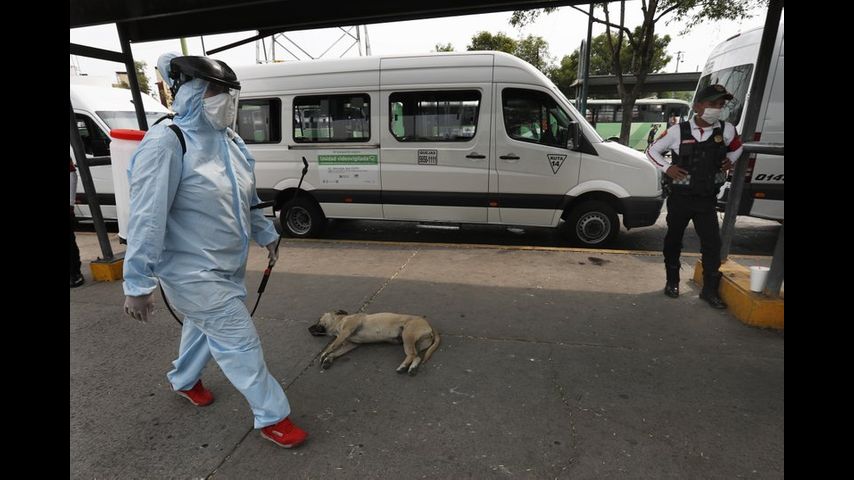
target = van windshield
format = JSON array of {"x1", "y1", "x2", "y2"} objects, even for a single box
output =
[
  {"x1": 96, "y1": 111, "x2": 168, "y2": 130},
  {"x1": 694, "y1": 64, "x2": 754, "y2": 126}
]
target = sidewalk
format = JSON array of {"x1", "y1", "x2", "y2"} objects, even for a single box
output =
[{"x1": 71, "y1": 233, "x2": 783, "y2": 479}]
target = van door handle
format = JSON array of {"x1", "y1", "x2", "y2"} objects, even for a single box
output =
[
  {"x1": 499, "y1": 154, "x2": 520, "y2": 160},
  {"x1": 466, "y1": 153, "x2": 486, "y2": 159}
]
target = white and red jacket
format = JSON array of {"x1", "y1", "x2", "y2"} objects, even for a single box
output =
[{"x1": 646, "y1": 117, "x2": 743, "y2": 173}]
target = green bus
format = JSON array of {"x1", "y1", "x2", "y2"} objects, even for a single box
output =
[{"x1": 575, "y1": 98, "x2": 691, "y2": 151}]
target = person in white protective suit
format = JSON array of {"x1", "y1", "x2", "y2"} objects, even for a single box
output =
[{"x1": 122, "y1": 53, "x2": 308, "y2": 448}]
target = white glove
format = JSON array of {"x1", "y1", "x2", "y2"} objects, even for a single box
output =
[
  {"x1": 265, "y1": 241, "x2": 279, "y2": 267},
  {"x1": 124, "y1": 293, "x2": 155, "y2": 323}
]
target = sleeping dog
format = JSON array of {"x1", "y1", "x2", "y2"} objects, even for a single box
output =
[{"x1": 308, "y1": 310, "x2": 440, "y2": 375}]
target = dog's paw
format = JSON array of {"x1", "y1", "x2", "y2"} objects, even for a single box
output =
[
  {"x1": 321, "y1": 357, "x2": 333, "y2": 370},
  {"x1": 407, "y1": 367, "x2": 419, "y2": 376},
  {"x1": 395, "y1": 365, "x2": 407, "y2": 374}
]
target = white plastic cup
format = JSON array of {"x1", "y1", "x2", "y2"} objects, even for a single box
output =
[{"x1": 749, "y1": 266, "x2": 770, "y2": 292}]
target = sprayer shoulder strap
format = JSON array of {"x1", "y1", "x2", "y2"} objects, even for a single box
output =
[
  {"x1": 152, "y1": 114, "x2": 187, "y2": 156},
  {"x1": 167, "y1": 124, "x2": 187, "y2": 155},
  {"x1": 163, "y1": 122, "x2": 237, "y2": 157}
]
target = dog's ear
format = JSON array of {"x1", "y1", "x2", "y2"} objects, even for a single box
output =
[{"x1": 335, "y1": 309, "x2": 349, "y2": 316}]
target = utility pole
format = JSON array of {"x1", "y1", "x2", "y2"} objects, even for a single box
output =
[
  {"x1": 260, "y1": 25, "x2": 370, "y2": 63},
  {"x1": 364, "y1": 25, "x2": 371, "y2": 56},
  {"x1": 675, "y1": 51, "x2": 684, "y2": 73},
  {"x1": 578, "y1": 3, "x2": 594, "y2": 116}
]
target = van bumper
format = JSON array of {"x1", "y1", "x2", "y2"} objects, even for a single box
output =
[{"x1": 620, "y1": 195, "x2": 664, "y2": 229}]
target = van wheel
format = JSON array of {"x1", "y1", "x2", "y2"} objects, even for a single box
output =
[
  {"x1": 563, "y1": 201, "x2": 619, "y2": 246},
  {"x1": 279, "y1": 197, "x2": 327, "y2": 238}
]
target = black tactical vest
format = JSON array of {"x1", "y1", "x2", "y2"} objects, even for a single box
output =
[{"x1": 666, "y1": 121, "x2": 728, "y2": 197}]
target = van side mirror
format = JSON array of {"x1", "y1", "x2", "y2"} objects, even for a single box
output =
[
  {"x1": 92, "y1": 138, "x2": 111, "y2": 157},
  {"x1": 565, "y1": 122, "x2": 580, "y2": 151}
]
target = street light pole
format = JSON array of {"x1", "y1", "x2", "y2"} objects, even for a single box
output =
[{"x1": 675, "y1": 51, "x2": 684, "y2": 73}]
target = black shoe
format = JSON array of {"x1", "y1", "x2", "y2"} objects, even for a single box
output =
[
  {"x1": 664, "y1": 282, "x2": 679, "y2": 298},
  {"x1": 699, "y1": 292, "x2": 727, "y2": 309},
  {"x1": 70, "y1": 273, "x2": 85, "y2": 288}
]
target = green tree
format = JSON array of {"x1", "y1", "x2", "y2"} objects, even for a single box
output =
[
  {"x1": 467, "y1": 31, "x2": 517, "y2": 54},
  {"x1": 586, "y1": 29, "x2": 672, "y2": 75},
  {"x1": 434, "y1": 43, "x2": 455, "y2": 52},
  {"x1": 512, "y1": 1, "x2": 767, "y2": 145},
  {"x1": 115, "y1": 61, "x2": 152, "y2": 95},
  {"x1": 467, "y1": 31, "x2": 554, "y2": 75},
  {"x1": 135, "y1": 61, "x2": 151, "y2": 94},
  {"x1": 509, "y1": 8, "x2": 558, "y2": 28},
  {"x1": 548, "y1": 30, "x2": 672, "y2": 100},
  {"x1": 547, "y1": 51, "x2": 579, "y2": 96},
  {"x1": 515, "y1": 35, "x2": 552, "y2": 72}
]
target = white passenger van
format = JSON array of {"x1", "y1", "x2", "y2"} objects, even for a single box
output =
[
  {"x1": 695, "y1": 22, "x2": 784, "y2": 220},
  {"x1": 70, "y1": 84, "x2": 169, "y2": 221},
  {"x1": 231, "y1": 51, "x2": 663, "y2": 246}
]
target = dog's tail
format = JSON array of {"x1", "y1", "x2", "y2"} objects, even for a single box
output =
[{"x1": 422, "y1": 328, "x2": 441, "y2": 364}]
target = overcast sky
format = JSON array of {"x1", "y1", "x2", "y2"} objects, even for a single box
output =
[{"x1": 70, "y1": 3, "x2": 772, "y2": 100}]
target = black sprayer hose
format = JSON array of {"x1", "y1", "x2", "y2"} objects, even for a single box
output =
[
  {"x1": 250, "y1": 156, "x2": 309, "y2": 316},
  {"x1": 160, "y1": 284, "x2": 183, "y2": 326}
]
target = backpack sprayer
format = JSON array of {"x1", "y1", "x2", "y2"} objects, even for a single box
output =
[{"x1": 162, "y1": 156, "x2": 309, "y2": 326}]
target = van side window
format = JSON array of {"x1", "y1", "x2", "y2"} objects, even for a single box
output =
[
  {"x1": 293, "y1": 94, "x2": 370, "y2": 143},
  {"x1": 502, "y1": 88, "x2": 572, "y2": 148},
  {"x1": 238, "y1": 98, "x2": 282, "y2": 144},
  {"x1": 75, "y1": 114, "x2": 110, "y2": 157},
  {"x1": 637, "y1": 104, "x2": 664, "y2": 122},
  {"x1": 614, "y1": 105, "x2": 639, "y2": 123},
  {"x1": 389, "y1": 90, "x2": 480, "y2": 142}
]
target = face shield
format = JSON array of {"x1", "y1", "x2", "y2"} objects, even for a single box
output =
[
  {"x1": 169, "y1": 56, "x2": 242, "y2": 130},
  {"x1": 203, "y1": 81, "x2": 241, "y2": 130}
]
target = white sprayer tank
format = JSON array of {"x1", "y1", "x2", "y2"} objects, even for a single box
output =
[{"x1": 108, "y1": 129, "x2": 146, "y2": 241}]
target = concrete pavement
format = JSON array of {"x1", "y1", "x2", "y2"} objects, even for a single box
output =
[{"x1": 71, "y1": 232, "x2": 783, "y2": 479}]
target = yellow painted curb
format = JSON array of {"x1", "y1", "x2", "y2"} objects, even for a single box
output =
[
  {"x1": 89, "y1": 254, "x2": 124, "y2": 282},
  {"x1": 693, "y1": 260, "x2": 783, "y2": 330}
]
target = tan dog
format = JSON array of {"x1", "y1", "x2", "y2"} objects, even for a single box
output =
[{"x1": 308, "y1": 310, "x2": 441, "y2": 375}]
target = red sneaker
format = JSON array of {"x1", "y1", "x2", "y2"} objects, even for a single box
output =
[
  {"x1": 260, "y1": 417, "x2": 308, "y2": 448},
  {"x1": 176, "y1": 380, "x2": 214, "y2": 407}
]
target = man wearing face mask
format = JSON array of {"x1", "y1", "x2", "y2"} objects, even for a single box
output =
[
  {"x1": 646, "y1": 84, "x2": 743, "y2": 309},
  {"x1": 122, "y1": 53, "x2": 308, "y2": 448}
]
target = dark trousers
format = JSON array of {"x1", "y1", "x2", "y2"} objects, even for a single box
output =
[
  {"x1": 70, "y1": 207, "x2": 81, "y2": 277},
  {"x1": 663, "y1": 193, "x2": 721, "y2": 274}
]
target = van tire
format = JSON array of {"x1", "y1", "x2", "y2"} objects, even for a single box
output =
[
  {"x1": 279, "y1": 197, "x2": 327, "y2": 238},
  {"x1": 562, "y1": 200, "x2": 619, "y2": 247}
]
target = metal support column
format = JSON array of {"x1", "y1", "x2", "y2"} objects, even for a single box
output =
[
  {"x1": 70, "y1": 101, "x2": 113, "y2": 260},
  {"x1": 116, "y1": 22, "x2": 149, "y2": 131},
  {"x1": 578, "y1": 3, "x2": 594, "y2": 116},
  {"x1": 719, "y1": 0, "x2": 783, "y2": 259}
]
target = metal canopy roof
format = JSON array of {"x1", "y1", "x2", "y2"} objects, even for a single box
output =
[
  {"x1": 571, "y1": 72, "x2": 703, "y2": 96},
  {"x1": 70, "y1": 0, "x2": 591, "y2": 44}
]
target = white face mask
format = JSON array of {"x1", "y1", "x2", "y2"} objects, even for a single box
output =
[
  {"x1": 700, "y1": 107, "x2": 723, "y2": 124},
  {"x1": 204, "y1": 92, "x2": 237, "y2": 130}
]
